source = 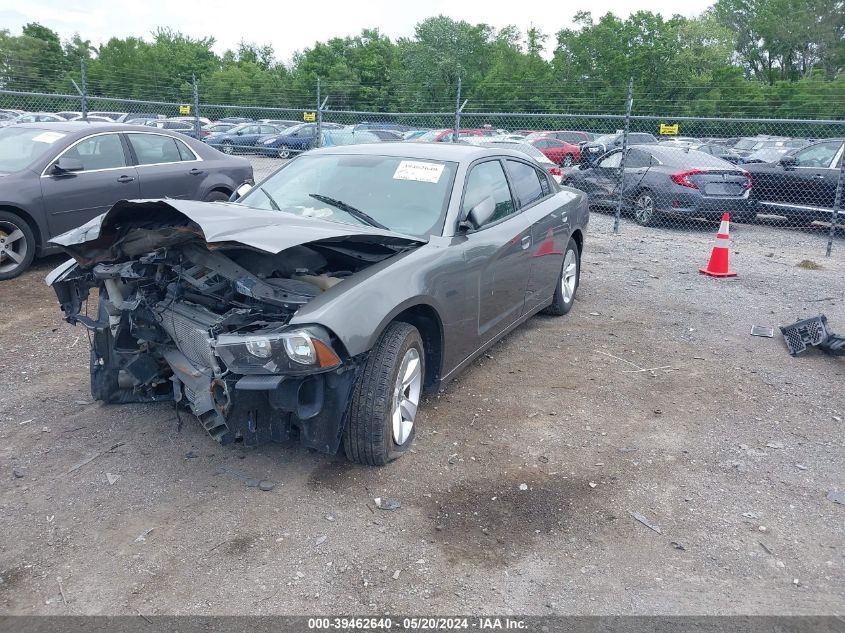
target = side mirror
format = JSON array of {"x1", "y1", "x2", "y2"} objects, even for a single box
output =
[
  {"x1": 463, "y1": 196, "x2": 496, "y2": 230},
  {"x1": 51, "y1": 157, "x2": 83, "y2": 174},
  {"x1": 779, "y1": 155, "x2": 797, "y2": 169},
  {"x1": 229, "y1": 182, "x2": 253, "y2": 202}
]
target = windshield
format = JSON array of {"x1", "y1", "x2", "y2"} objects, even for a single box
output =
[
  {"x1": 239, "y1": 154, "x2": 457, "y2": 237},
  {"x1": 734, "y1": 138, "x2": 763, "y2": 150},
  {"x1": 0, "y1": 126, "x2": 66, "y2": 173},
  {"x1": 415, "y1": 130, "x2": 444, "y2": 142}
]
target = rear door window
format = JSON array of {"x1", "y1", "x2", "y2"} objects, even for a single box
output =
[
  {"x1": 128, "y1": 133, "x2": 185, "y2": 164},
  {"x1": 505, "y1": 159, "x2": 544, "y2": 208}
]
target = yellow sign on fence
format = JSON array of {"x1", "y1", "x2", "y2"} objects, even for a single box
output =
[
  {"x1": 659, "y1": 123, "x2": 679, "y2": 135},
  {"x1": 179, "y1": 104, "x2": 191, "y2": 115},
  {"x1": 303, "y1": 111, "x2": 317, "y2": 122}
]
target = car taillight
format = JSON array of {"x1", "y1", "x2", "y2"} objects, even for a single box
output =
[
  {"x1": 670, "y1": 169, "x2": 705, "y2": 189},
  {"x1": 548, "y1": 167, "x2": 562, "y2": 176}
]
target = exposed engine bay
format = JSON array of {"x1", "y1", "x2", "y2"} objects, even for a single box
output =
[{"x1": 49, "y1": 201, "x2": 421, "y2": 453}]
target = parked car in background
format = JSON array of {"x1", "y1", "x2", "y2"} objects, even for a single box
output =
[
  {"x1": 257, "y1": 119, "x2": 300, "y2": 128},
  {"x1": 415, "y1": 128, "x2": 498, "y2": 142},
  {"x1": 200, "y1": 122, "x2": 238, "y2": 139},
  {"x1": 367, "y1": 129, "x2": 404, "y2": 142},
  {"x1": 529, "y1": 130, "x2": 594, "y2": 144},
  {"x1": 657, "y1": 136, "x2": 700, "y2": 144},
  {"x1": 0, "y1": 109, "x2": 24, "y2": 119},
  {"x1": 46, "y1": 142, "x2": 588, "y2": 464},
  {"x1": 205, "y1": 123, "x2": 284, "y2": 154},
  {"x1": 88, "y1": 111, "x2": 127, "y2": 121},
  {"x1": 580, "y1": 132, "x2": 658, "y2": 164},
  {"x1": 124, "y1": 117, "x2": 160, "y2": 126},
  {"x1": 55, "y1": 111, "x2": 82, "y2": 120},
  {"x1": 403, "y1": 129, "x2": 432, "y2": 140},
  {"x1": 744, "y1": 139, "x2": 845, "y2": 226},
  {"x1": 527, "y1": 136, "x2": 582, "y2": 167},
  {"x1": 677, "y1": 142, "x2": 742, "y2": 164},
  {"x1": 353, "y1": 122, "x2": 414, "y2": 133},
  {"x1": 0, "y1": 122, "x2": 252, "y2": 279},
  {"x1": 0, "y1": 112, "x2": 65, "y2": 127},
  {"x1": 563, "y1": 144, "x2": 754, "y2": 226},
  {"x1": 217, "y1": 117, "x2": 253, "y2": 124},
  {"x1": 144, "y1": 119, "x2": 203, "y2": 138},
  {"x1": 257, "y1": 122, "x2": 344, "y2": 157},
  {"x1": 119, "y1": 112, "x2": 165, "y2": 123},
  {"x1": 69, "y1": 115, "x2": 114, "y2": 123},
  {"x1": 320, "y1": 130, "x2": 384, "y2": 147},
  {"x1": 168, "y1": 116, "x2": 212, "y2": 126}
]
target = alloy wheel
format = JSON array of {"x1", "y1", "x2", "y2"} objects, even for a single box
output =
[
  {"x1": 0, "y1": 222, "x2": 28, "y2": 275},
  {"x1": 561, "y1": 248, "x2": 578, "y2": 303},
  {"x1": 391, "y1": 347, "x2": 422, "y2": 446},
  {"x1": 635, "y1": 193, "x2": 655, "y2": 225}
]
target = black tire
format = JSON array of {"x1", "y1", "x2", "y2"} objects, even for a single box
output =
[
  {"x1": 561, "y1": 154, "x2": 574, "y2": 167},
  {"x1": 343, "y1": 322, "x2": 425, "y2": 466},
  {"x1": 203, "y1": 190, "x2": 230, "y2": 202},
  {"x1": 633, "y1": 190, "x2": 659, "y2": 227},
  {"x1": 0, "y1": 211, "x2": 36, "y2": 281},
  {"x1": 543, "y1": 237, "x2": 580, "y2": 316}
]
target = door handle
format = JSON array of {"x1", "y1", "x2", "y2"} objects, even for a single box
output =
[
  {"x1": 811, "y1": 174, "x2": 825, "y2": 180},
  {"x1": 521, "y1": 235, "x2": 532, "y2": 250},
  {"x1": 189, "y1": 168, "x2": 204, "y2": 175},
  {"x1": 116, "y1": 175, "x2": 135, "y2": 183}
]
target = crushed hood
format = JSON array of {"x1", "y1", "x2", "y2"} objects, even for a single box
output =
[{"x1": 49, "y1": 199, "x2": 426, "y2": 264}]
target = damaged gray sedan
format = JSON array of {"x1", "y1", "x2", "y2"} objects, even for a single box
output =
[{"x1": 47, "y1": 143, "x2": 589, "y2": 465}]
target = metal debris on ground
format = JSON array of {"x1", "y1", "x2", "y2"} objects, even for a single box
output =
[
  {"x1": 134, "y1": 528, "x2": 154, "y2": 543},
  {"x1": 750, "y1": 325, "x2": 775, "y2": 338},
  {"x1": 66, "y1": 442, "x2": 125, "y2": 474},
  {"x1": 827, "y1": 491, "x2": 845, "y2": 506},
  {"x1": 780, "y1": 315, "x2": 845, "y2": 356},
  {"x1": 105, "y1": 473, "x2": 119, "y2": 485},
  {"x1": 374, "y1": 497, "x2": 401, "y2": 511},
  {"x1": 670, "y1": 541, "x2": 686, "y2": 551},
  {"x1": 630, "y1": 511, "x2": 662, "y2": 534},
  {"x1": 258, "y1": 480, "x2": 275, "y2": 491}
]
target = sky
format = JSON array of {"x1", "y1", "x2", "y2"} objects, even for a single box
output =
[{"x1": 0, "y1": 0, "x2": 715, "y2": 63}]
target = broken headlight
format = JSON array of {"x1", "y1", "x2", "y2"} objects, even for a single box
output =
[{"x1": 215, "y1": 326, "x2": 341, "y2": 375}]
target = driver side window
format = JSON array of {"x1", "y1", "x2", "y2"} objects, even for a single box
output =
[
  {"x1": 793, "y1": 142, "x2": 840, "y2": 168},
  {"x1": 462, "y1": 160, "x2": 514, "y2": 228}
]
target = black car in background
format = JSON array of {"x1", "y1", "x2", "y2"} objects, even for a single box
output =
[
  {"x1": 581, "y1": 132, "x2": 657, "y2": 164},
  {"x1": 563, "y1": 144, "x2": 754, "y2": 226},
  {"x1": 744, "y1": 139, "x2": 844, "y2": 225},
  {"x1": 0, "y1": 122, "x2": 253, "y2": 279}
]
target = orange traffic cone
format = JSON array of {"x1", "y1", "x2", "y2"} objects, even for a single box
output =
[{"x1": 699, "y1": 213, "x2": 737, "y2": 278}]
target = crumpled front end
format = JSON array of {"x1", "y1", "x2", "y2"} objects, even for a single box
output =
[{"x1": 47, "y1": 200, "x2": 423, "y2": 454}]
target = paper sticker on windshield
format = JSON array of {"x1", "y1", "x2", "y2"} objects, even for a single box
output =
[
  {"x1": 393, "y1": 160, "x2": 445, "y2": 183},
  {"x1": 32, "y1": 131, "x2": 65, "y2": 144}
]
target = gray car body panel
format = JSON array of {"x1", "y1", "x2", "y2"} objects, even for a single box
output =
[
  {"x1": 0, "y1": 122, "x2": 252, "y2": 257},
  {"x1": 48, "y1": 143, "x2": 589, "y2": 390}
]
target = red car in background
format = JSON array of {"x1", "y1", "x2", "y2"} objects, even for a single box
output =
[
  {"x1": 416, "y1": 128, "x2": 498, "y2": 142},
  {"x1": 526, "y1": 136, "x2": 582, "y2": 166}
]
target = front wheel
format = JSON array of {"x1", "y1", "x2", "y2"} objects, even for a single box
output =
[
  {"x1": 221, "y1": 141, "x2": 234, "y2": 154},
  {"x1": 343, "y1": 322, "x2": 424, "y2": 466},
  {"x1": 0, "y1": 212, "x2": 36, "y2": 281},
  {"x1": 277, "y1": 146, "x2": 292, "y2": 159},
  {"x1": 543, "y1": 237, "x2": 580, "y2": 316}
]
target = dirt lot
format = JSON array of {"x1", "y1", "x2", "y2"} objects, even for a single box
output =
[{"x1": 1, "y1": 210, "x2": 843, "y2": 616}]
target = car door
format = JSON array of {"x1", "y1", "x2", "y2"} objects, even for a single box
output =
[
  {"x1": 794, "y1": 141, "x2": 844, "y2": 210},
  {"x1": 126, "y1": 132, "x2": 203, "y2": 200},
  {"x1": 583, "y1": 150, "x2": 623, "y2": 204},
  {"x1": 234, "y1": 125, "x2": 259, "y2": 149},
  {"x1": 503, "y1": 160, "x2": 569, "y2": 312},
  {"x1": 459, "y1": 159, "x2": 534, "y2": 345},
  {"x1": 818, "y1": 143, "x2": 845, "y2": 217},
  {"x1": 40, "y1": 132, "x2": 139, "y2": 236}
]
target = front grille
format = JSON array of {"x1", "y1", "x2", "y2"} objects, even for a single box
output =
[{"x1": 156, "y1": 301, "x2": 220, "y2": 369}]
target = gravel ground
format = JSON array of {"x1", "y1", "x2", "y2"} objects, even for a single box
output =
[{"x1": 1, "y1": 200, "x2": 843, "y2": 616}]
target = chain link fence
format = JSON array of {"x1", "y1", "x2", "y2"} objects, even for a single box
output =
[{"x1": 1, "y1": 71, "x2": 843, "y2": 256}]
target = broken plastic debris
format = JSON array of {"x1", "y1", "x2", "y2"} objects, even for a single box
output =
[{"x1": 630, "y1": 511, "x2": 662, "y2": 534}]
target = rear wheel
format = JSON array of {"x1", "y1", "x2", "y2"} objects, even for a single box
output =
[
  {"x1": 343, "y1": 322, "x2": 424, "y2": 466},
  {"x1": 633, "y1": 190, "x2": 659, "y2": 227},
  {"x1": 0, "y1": 211, "x2": 36, "y2": 281},
  {"x1": 222, "y1": 140, "x2": 234, "y2": 154},
  {"x1": 277, "y1": 146, "x2": 291, "y2": 159},
  {"x1": 543, "y1": 237, "x2": 580, "y2": 316}
]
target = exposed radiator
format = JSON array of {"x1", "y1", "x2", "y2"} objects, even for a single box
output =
[{"x1": 156, "y1": 300, "x2": 221, "y2": 370}]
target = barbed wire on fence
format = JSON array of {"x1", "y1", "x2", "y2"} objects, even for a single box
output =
[{"x1": 0, "y1": 64, "x2": 842, "y2": 256}]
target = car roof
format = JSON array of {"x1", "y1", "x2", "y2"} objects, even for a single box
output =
[
  {"x1": 308, "y1": 141, "x2": 529, "y2": 163},
  {"x1": 11, "y1": 121, "x2": 196, "y2": 140}
]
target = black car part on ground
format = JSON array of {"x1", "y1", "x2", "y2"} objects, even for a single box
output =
[
  {"x1": 780, "y1": 315, "x2": 845, "y2": 356},
  {"x1": 48, "y1": 200, "x2": 423, "y2": 454}
]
